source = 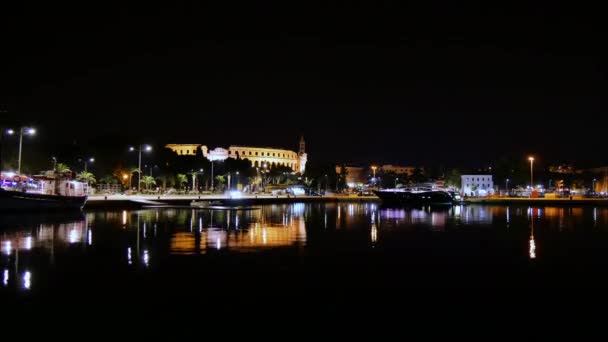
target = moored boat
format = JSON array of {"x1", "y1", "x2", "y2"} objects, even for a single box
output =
[
  {"x1": 0, "y1": 188, "x2": 87, "y2": 210},
  {"x1": 0, "y1": 171, "x2": 88, "y2": 211}
]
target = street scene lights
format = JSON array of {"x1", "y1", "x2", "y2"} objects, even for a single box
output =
[
  {"x1": 129, "y1": 145, "x2": 152, "y2": 192},
  {"x1": 81, "y1": 157, "x2": 94, "y2": 172},
  {"x1": 210, "y1": 159, "x2": 214, "y2": 192},
  {"x1": 528, "y1": 156, "x2": 535, "y2": 189},
  {"x1": 260, "y1": 163, "x2": 269, "y2": 191},
  {"x1": 371, "y1": 165, "x2": 378, "y2": 188},
  {"x1": 6, "y1": 127, "x2": 36, "y2": 175},
  {"x1": 190, "y1": 168, "x2": 203, "y2": 192}
]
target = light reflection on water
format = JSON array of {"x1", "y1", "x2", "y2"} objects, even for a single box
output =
[{"x1": 2, "y1": 203, "x2": 608, "y2": 292}]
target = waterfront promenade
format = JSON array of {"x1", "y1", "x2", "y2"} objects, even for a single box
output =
[{"x1": 85, "y1": 193, "x2": 380, "y2": 209}]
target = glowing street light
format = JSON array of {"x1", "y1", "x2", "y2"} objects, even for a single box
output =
[
  {"x1": 129, "y1": 145, "x2": 152, "y2": 192},
  {"x1": 80, "y1": 157, "x2": 94, "y2": 172},
  {"x1": 6, "y1": 127, "x2": 36, "y2": 175},
  {"x1": 371, "y1": 165, "x2": 378, "y2": 188},
  {"x1": 528, "y1": 157, "x2": 535, "y2": 190}
]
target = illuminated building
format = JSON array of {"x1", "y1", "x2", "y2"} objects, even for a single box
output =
[
  {"x1": 586, "y1": 166, "x2": 608, "y2": 193},
  {"x1": 166, "y1": 136, "x2": 307, "y2": 173},
  {"x1": 335, "y1": 165, "x2": 367, "y2": 187},
  {"x1": 380, "y1": 165, "x2": 417, "y2": 175},
  {"x1": 461, "y1": 175, "x2": 494, "y2": 197},
  {"x1": 164, "y1": 144, "x2": 200, "y2": 156}
]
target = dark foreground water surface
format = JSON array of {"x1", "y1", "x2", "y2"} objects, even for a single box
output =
[{"x1": 3, "y1": 203, "x2": 608, "y2": 325}]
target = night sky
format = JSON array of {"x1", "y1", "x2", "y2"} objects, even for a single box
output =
[{"x1": 2, "y1": 2, "x2": 606, "y2": 171}]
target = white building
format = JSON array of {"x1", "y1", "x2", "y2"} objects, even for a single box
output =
[{"x1": 461, "y1": 175, "x2": 494, "y2": 197}]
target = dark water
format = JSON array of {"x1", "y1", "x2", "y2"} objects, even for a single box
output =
[{"x1": 3, "y1": 203, "x2": 608, "y2": 325}]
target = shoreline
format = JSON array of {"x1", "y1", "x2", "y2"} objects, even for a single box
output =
[
  {"x1": 463, "y1": 197, "x2": 608, "y2": 206},
  {"x1": 83, "y1": 194, "x2": 608, "y2": 210},
  {"x1": 84, "y1": 194, "x2": 381, "y2": 209}
]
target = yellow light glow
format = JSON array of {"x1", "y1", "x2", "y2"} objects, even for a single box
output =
[
  {"x1": 529, "y1": 237, "x2": 536, "y2": 259},
  {"x1": 371, "y1": 224, "x2": 377, "y2": 243}
]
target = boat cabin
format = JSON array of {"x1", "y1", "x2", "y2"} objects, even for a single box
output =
[{"x1": 32, "y1": 175, "x2": 88, "y2": 196}]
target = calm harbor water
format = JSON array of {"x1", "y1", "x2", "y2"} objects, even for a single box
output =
[{"x1": 3, "y1": 202, "x2": 608, "y2": 319}]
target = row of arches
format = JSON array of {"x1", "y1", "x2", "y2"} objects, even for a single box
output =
[{"x1": 233, "y1": 150, "x2": 297, "y2": 159}]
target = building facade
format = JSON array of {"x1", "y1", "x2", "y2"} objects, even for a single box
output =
[
  {"x1": 166, "y1": 137, "x2": 308, "y2": 173},
  {"x1": 164, "y1": 144, "x2": 200, "y2": 156},
  {"x1": 461, "y1": 175, "x2": 494, "y2": 197},
  {"x1": 335, "y1": 165, "x2": 368, "y2": 187},
  {"x1": 380, "y1": 165, "x2": 417, "y2": 175},
  {"x1": 587, "y1": 166, "x2": 608, "y2": 193}
]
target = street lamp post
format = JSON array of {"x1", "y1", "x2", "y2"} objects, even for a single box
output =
[
  {"x1": 371, "y1": 166, "x2": 378, "y2": 188},
  {"x1": 81, "y1": 157, "x2": 94, "y2": 172},
  {"x1": 6, "y1": 127, "x2": 36, "y2": 175},
  {"x1": 210, "y1": 160, "x2": 214, "y2": 192},
  {"x1": 505, "y1": 178, "x2": 510, "y2": 195},
  {"x1": 395, "y1": 177, "x2": 399, "y2": 188},
  {"x1": 261, "y1": 163, "x2": 268, "y2": 191},
  {"x1": 592, "y1": 178, "x2": 597, "y2": 193},
  {"x1": 528, "y1": 157, "x2": 535, "y2": 189},
  {"x1": 129, "y1": 145, "x2": 152, "y2": 193},
  {"x1": 146, "y1": 164, "x2": 157, "y2": 177}
]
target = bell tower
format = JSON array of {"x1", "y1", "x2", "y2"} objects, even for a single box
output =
[
  {"x1": 297, "y1": 136, "x2": 307, "y2": 173},
  {"x1": 299, "y1": 136, "x2": 305, "y2": 155}
]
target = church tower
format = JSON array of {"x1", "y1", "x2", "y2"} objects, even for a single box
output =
[
  {"x1": 299, "y1": 136, "x2": 306, "y2": 155},
  {"x1": 297, "y1": 136, "x2": 307, "y2": 173}
]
